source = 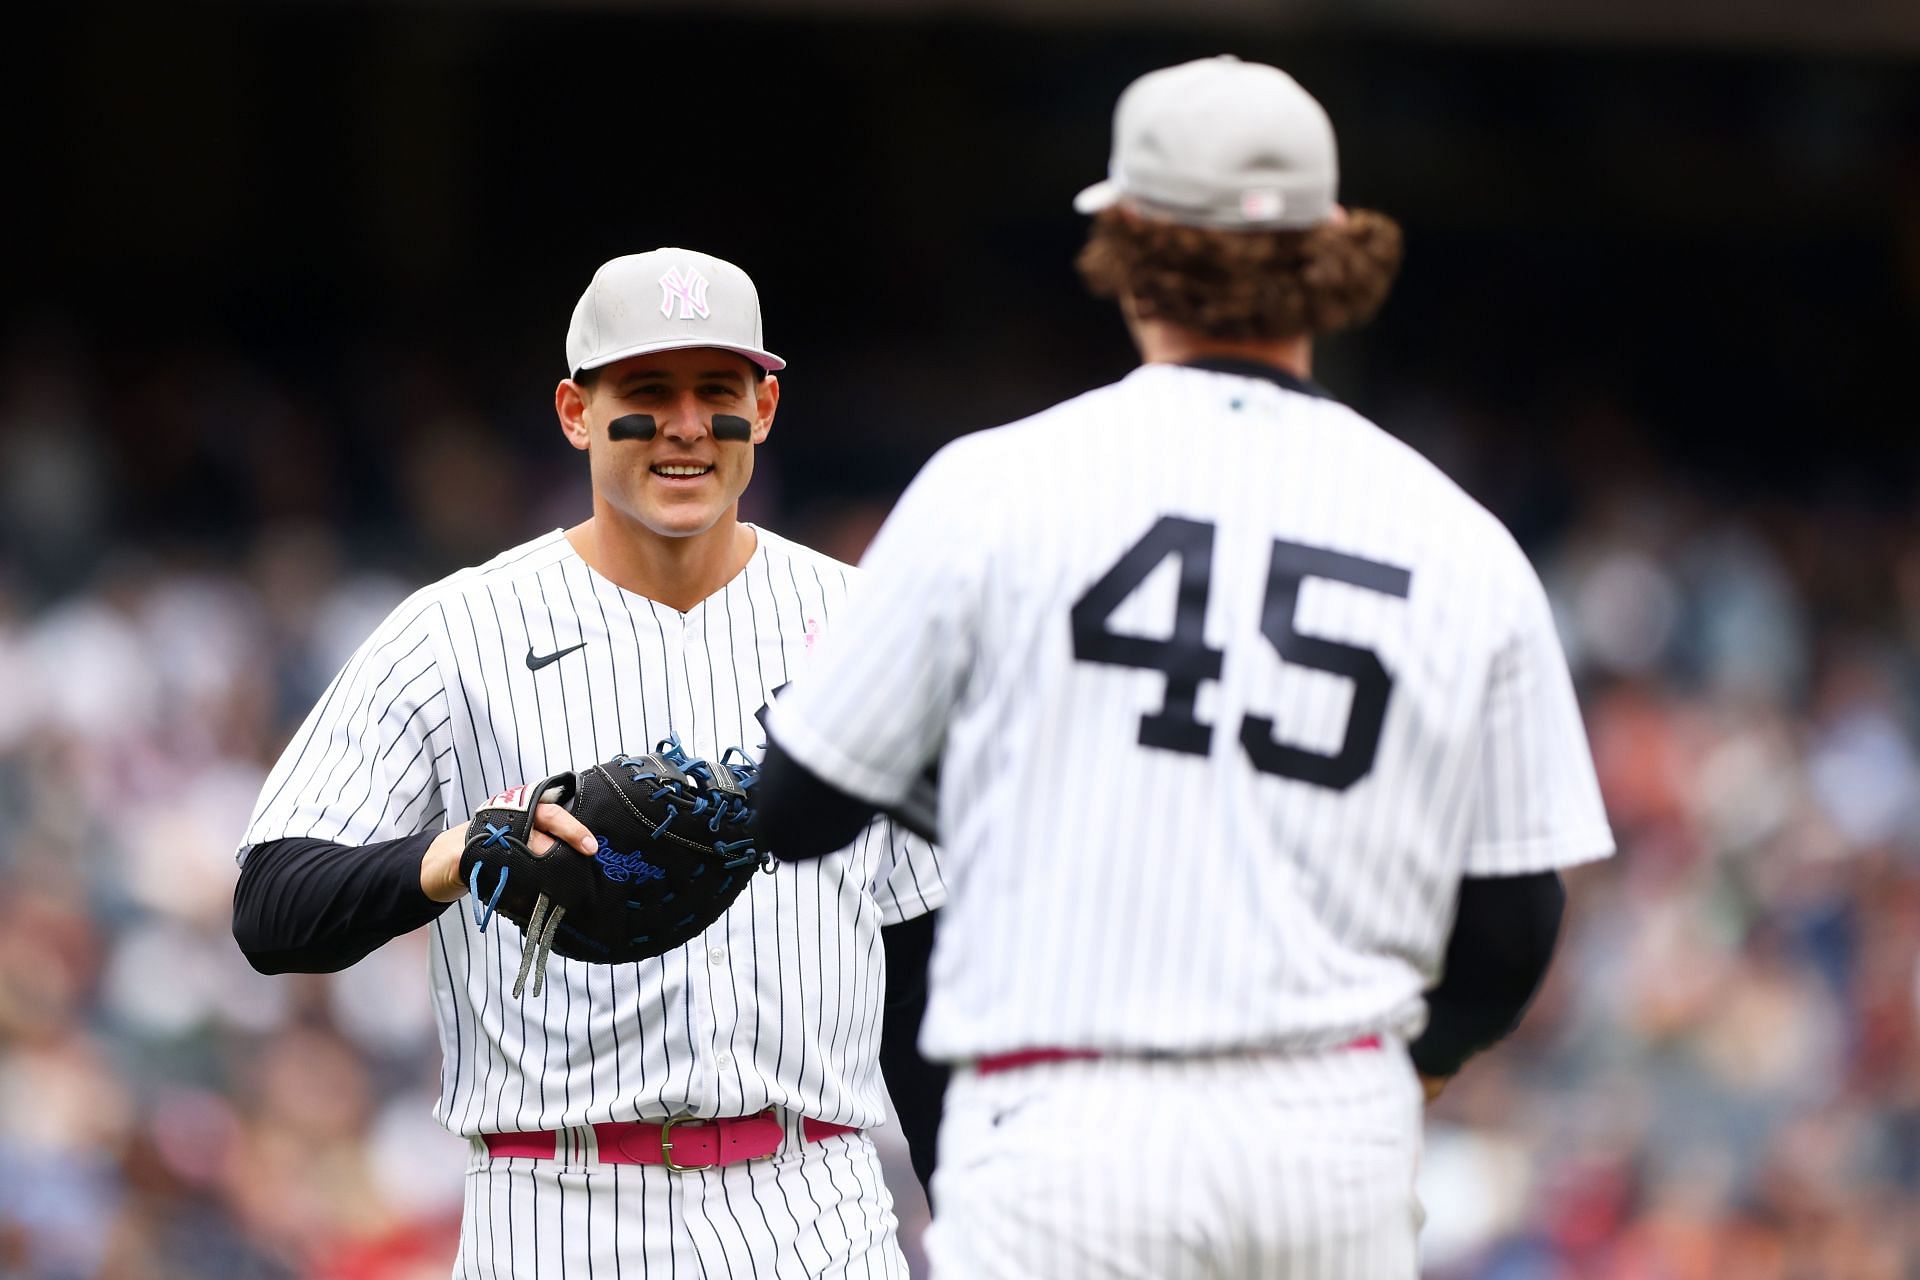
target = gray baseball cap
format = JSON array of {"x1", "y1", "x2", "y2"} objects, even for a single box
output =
[
  {"x1": 1074, "y1": 56, "x2": 1338, "y2": 231},
  {"x1": 565, "y1": 247, "x2": 786, "y2": 376}
]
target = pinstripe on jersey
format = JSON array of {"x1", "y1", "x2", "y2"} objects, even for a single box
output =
[
  {"x1": 927, "y1": 1050, "x2": 1423, "y2": 1279},
  {"x1": 241, "y1": 526, "x2": 946, "y2": 1137},
  {"x1": 771, "y1": 362, "x2": 1613, "y2": 1062}
]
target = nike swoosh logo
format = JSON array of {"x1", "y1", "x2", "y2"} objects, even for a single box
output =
[{"x1": 525, "y1": 641, "x2": 589, "y2": 671}]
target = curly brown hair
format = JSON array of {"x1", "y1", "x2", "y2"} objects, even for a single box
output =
[{"x1": 1076, "y1": 207, "x2": 1405, "y2": 342}]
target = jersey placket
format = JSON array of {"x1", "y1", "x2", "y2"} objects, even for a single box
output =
[
  {"x1": 643, "y1": 601, "x2": 727, "y2": 1120},
  {"x1": 673, "y1": 598, "x2": 752, "y2": 1115}
]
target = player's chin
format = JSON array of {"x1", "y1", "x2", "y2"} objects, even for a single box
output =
[{"x1": 638, "y1": 498, "x2": 729, "y2": 540}]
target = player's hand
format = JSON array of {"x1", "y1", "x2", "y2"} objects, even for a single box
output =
[
  {"x1": 527, "y1": 803, "x2": 599, "y2": 859},
  {"x1": 420, "y1": 804, "x2": 599, "y2": 902},
  {"x1": 1418, "y1": 1073, "x2": 1450, "y2": 1104}
]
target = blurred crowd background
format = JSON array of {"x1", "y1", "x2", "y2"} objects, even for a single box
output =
[{"x1": 4, "y1": 3, "x2": 1917, "y2": 1278}]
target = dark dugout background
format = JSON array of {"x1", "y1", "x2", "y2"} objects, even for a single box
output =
[
  {"x1": 3, "y1": 5, "x2": 1919, "y2": 1278},
  {"x1": 10, "y1": 6, "x2": 1919, "y2": 575}
]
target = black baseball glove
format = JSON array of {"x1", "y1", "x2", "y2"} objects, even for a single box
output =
[{"x1": 458, "y1": 738, "x2": 770, "y2": 997}]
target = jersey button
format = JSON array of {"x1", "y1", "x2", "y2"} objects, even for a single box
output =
[
  {"x1": 716, "y1": 1054, "x2": 733, "y2": 1069},
  {"x1": 709, "y1": 948, "x2": 725, "y2": 965}
]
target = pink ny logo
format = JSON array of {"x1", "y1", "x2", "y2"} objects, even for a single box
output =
[{"x1": 659, "y1": 267, "x2": 712, "y2": 320}]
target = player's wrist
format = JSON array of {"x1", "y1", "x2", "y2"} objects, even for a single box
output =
[{"x1": 422, "y1": 825, "x2": 471, "y2": 903}]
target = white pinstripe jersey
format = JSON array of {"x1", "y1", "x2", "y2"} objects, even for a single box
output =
[
  {"x1": 241, "y1": 526, "x2": 946, "y2": 1135},
  {"x1": 772, "y1": 361, "x2": 1613, "y2": 1061}
]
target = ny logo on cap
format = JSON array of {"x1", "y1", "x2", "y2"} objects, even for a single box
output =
[{"x1": 659, "y1": 267, "x2": 712, "y2": 321}]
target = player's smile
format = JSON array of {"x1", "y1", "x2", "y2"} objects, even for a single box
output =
[{"x1": 649, "y1": 459, "x2": 716, "y2": 483}]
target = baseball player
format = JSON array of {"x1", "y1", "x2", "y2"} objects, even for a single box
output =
[
  {"x1": 231, "y1": 247, "x2": 947, "y2": 1277},
  {"x1": 753, "y1": 57, "x2": 1614, "y2": 1277}
]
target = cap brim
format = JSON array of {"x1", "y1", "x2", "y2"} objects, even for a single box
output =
[
  {"x1": 578, "y1": 337, "x2": 786, "y2": 375},
  {"x1": 1073, "y1": 179, "x2": 1121, "y2": 215}
]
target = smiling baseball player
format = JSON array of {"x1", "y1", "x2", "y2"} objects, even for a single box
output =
[
  {"x1": 232, "y1": 248, "x2": 946, "y2": 1277},
  {"x1": 752, "y1": 57, "x2": 1614, "y2": 1277}
]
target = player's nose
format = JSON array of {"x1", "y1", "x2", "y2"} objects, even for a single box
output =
[{"x1": 657, "y1": 402, "x2": 709, "y2": 442}]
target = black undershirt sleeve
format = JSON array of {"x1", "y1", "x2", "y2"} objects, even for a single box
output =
[
  {"x1": 879, "y1": 909, "x2": 949, "y2": 1198},
  {"x1": 751, "y1": 736, "x2": 882, "y2": 862},
  {"x1": 1408, "y1": 868, "x2": 1566, "y2": 1080},
  {"x1": 232, "y1": 831, "x2": 451, "y2": 975}
]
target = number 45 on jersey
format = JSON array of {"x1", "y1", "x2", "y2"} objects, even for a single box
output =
[{"x1": 1071, "y1": 516, "x2": 1412, "y2": 792}]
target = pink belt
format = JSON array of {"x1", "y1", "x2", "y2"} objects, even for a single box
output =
[
  {"x1": 483, "y1": 1109, "x2": 858, "y2": 1171},
  {"x1": 976, "y1": 1035, "x2": 1384, "y2": 1077}
]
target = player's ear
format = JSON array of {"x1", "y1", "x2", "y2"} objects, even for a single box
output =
[
  {"x1": 555, "y1": 379, "x2": 593, "y2": 452},
  {"x1": 749, "y1": 374, "x2": 778, "y2": 445}
]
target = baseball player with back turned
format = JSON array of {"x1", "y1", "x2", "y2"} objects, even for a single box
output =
[
  {"x1": 752, "y1": 57, "x2": 1615, "y2": 1278},
  {"x1": 231, "y1": 247, "x2": 947, "y2": 1277}
]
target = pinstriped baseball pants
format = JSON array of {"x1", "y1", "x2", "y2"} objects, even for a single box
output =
[
  {"x1": 926, "y1": 1045, "x2": 1423, "y2": 1279},
  {"x1": 453, "y1": 1122, "x2": 908, "y2": 1279}
]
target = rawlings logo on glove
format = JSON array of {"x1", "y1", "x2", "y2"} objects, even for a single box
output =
[
  {"x1": 457, "y1": 738, "x2": 770, "y2": 997},
  {"x1": 595, "y1": 844, "x2": 668, "y2": 884}
]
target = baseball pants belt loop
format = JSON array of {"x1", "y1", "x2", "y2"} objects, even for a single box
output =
[
  {"x1": 973, "y1": 1035, "x2": 1385, "y2": 1077},
  {"x1": 481, "y1": 1108, "x2": 860, "y2": 1170}
]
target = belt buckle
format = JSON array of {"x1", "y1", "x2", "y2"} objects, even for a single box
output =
[
  {"x1": 747, "y1": 1108, "x2": 780, "y2": 1163},
  {"x1": 659, "y1": 1116, "x2": 715, "y2": 1172}
]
